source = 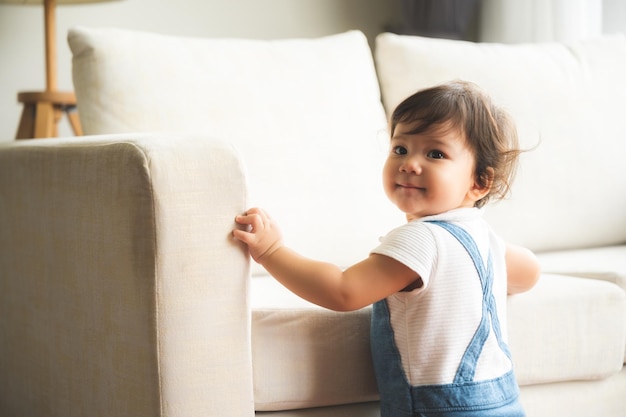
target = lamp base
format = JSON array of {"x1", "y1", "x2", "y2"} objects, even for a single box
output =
[{"x1": 15, "y1": 91, "x2": 83, "y2": 140}]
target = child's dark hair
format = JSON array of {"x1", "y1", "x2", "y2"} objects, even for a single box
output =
[{"x1": 390, "y1": 80, "x2": 521, "y2": 208}]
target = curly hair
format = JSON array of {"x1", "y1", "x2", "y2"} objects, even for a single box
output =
[{"x1": 389, "y1": 80, "x2": 521, "y2": 208}]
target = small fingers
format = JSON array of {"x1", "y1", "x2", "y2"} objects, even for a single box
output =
[
  {"x1": 232, "y1": 228, "x2": 255, "y2": 244},
  {"x1": 235, "y1": 208, "x2": 269, "y2": 233},
  {"x1": 234, "y1": 214, "x2": 252, "y2": 226},
  {"x1": 236, "y1": 214, "x2": 263, "y2": 232}
]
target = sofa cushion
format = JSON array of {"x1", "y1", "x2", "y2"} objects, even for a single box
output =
[
  {"x1": 375, "y1": 33, "x2": 626, "y2": 253},
  {"x1": 69, "y1": 27, "x2": 404, "y2": 276},
  {"x1": 537, "y1": 245, "x2": 626, "y2": 289},
  {"x1": 537, "y1": 245, "x2": 626, "y2": 362},
  {"x1": 518, "y1": 368, "x2": 626, "y2": 417},
  {"x1": 251, "y1": 276, "x2": 378, "y2": 411},
  {"x1": 250, "y1": 273, "x2": 625, "y2": 411},
  {"x1": 507, "y1": 274, "x2": 625, "y2": 385}
]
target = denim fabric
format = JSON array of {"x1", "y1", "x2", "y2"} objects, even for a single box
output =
[{"x1": 371, "y1": 221, "x2": 525, "y2": 417}]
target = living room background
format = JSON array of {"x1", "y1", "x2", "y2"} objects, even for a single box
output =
[{"x1": 0, "y1": 0, "x2": 624, "y2": 142}]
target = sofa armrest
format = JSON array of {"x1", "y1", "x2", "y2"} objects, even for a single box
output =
[{"x1": 0, "y1": 133, "x2": 253, "y2": 417}]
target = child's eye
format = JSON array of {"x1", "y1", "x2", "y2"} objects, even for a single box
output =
[
  {"x1": 427, "y1": 150, "x2": 445, "y2": 159},
  {"x1": 392, "y1": 145, "x2": 408, "y2": 155}
]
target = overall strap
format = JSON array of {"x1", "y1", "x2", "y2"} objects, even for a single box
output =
[{"x1": 426, "y1": 221, "x2": 511, "y2": 383}]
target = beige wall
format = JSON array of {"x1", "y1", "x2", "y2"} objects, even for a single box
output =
[{"x1": 0, "y1": 0, "x2": 401, "y2": 141}]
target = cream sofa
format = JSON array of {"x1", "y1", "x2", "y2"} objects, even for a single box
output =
[{"x1": 1, "y1": 27, "x2": 625, "y2": 417}]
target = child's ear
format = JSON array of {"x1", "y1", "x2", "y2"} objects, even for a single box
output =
[{"x1": 470, "y1": 167, "x2": 494, "y2": 201}]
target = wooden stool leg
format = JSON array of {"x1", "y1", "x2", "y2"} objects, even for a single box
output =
[
  {"x1": 15, "y1": 103, "x2": 36, "y2": 139},
  {"x1": 34, "y1": 101, "x2": 55, "y2": 138},
  {"x1": 66, "y1": 107, "x2": 83, "y2": 136}
]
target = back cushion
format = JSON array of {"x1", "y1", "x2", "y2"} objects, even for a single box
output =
[
  {"x1": 69, "y1": 27, "x2": 403, "y2": 272},
  {"x1": 375, "y1": 33, "x2": 626, "y2": 252}
]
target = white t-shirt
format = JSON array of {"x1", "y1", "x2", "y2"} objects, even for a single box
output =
[{"x1": 371, "y1": 207, "x2": 512, "y2": 386}]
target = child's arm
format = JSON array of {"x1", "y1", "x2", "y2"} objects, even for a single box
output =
[
  {"x1": 233, "y1": 208, "x2": 419, "y2": 311},
  {"x1": 505, "y1": 243, "x2": 541, "y2": 295}
]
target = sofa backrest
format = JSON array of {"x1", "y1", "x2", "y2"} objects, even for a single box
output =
[
  {"x1": 376, "y1": 33, "x2": 626, "y2": 252},
  {"x1": 69, "y1": 27, "x2": 404, "y2": 273},
  {"x1": 71, "y1": 27, "x2": 626, "y2": 257}
]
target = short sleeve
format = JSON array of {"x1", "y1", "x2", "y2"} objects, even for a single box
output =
[{"x1": 371, "y1": 222, "x2": 437, "y2": 287}]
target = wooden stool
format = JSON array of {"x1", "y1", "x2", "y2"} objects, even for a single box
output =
[
  {"x1": 15, "y1": 91, "x2": 83, "y2": 140},
  {"x1": 12, "y1": 0, "x2": 87, "y2": 140}
]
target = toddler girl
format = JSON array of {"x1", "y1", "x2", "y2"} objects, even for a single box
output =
[{"x1": 233, "y1": 80, "x2": 540, "y2": 417}]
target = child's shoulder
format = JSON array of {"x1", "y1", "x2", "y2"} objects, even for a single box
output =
[
  {"x1": 381, "y1": 208, "x2": 487, "y2": 246},
  {"x1": 378, "y1": 220, "x2": 441, "y2": 254}
]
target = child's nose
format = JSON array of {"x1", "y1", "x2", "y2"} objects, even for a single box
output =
[{"x1": 400, "y1": 156, "x2": 422, "y2": 175}]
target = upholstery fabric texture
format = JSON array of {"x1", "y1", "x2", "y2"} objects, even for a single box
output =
[{"x1": 0, "y1": 134, "x2": 253, "y2": 417}]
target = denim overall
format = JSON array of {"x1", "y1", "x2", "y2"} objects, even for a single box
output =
[{"x1": 371, "y1": 221, "x2": 525, "y2": 417}]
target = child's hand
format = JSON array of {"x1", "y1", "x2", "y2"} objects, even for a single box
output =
[{"x1": 233, "y1": 208, "x2": 284, "y2": 263}]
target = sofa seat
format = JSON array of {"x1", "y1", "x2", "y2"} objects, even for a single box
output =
[
  {"x1": 537, "y1": 245, "x2": 626, "y2": 362},
  {"x1": 537, "y1": 245, "x2": 626, "y2": 288},
  {"x1": 250, "y1": 273, "x2": 626, "y2": 412},
  {"x1": 255, "y1": 370, "x2": 626, "y2": 417},
  {"x1": 251, "y1": 276, "x2": 377, "y2": 411}
]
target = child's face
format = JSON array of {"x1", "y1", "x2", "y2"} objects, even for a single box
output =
[{"x1": 383, "y1": 122, "x2": 488, "y2": 221}]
